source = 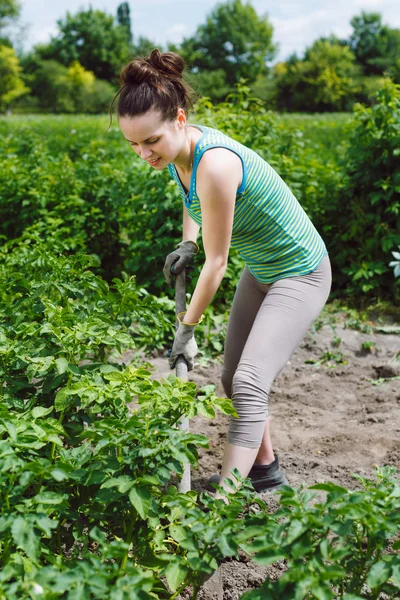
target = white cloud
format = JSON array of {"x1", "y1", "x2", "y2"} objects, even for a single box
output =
[
  {"x1": 26, "y1": 24, "x2": 58, "y2": 47},
  {"x1": 270, "y1": 1, "x2": 400, "y2": 63},
  {"x1": 271, "y1": 9, "x2": 337, "y2": 60},
  {"x1": 165, "y1": 23, "x2": 187, "y2": 43}
]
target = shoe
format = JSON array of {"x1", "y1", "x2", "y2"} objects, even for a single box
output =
[{"x1": 207, "y1": 454, "x2": 289, "y2": 493}]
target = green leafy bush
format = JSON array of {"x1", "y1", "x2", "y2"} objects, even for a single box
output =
[
  {"x1": 0, "y1": 232, "x2": 398, "y2": 599},
  {"x1": 1, "y1": 85, "x2": 399, "y2": 311},
  {"x1": 322, "y1": 79, "x2": 400, "y2": 304},
  {"x1": 0, "y1": 233, "x2": 245, "y2": 598},
  {"x1": 240, "y1": 467, "x2": 400, "y2": 600}
]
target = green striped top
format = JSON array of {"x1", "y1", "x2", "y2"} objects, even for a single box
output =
[{"x1": 167, "y1": 124, "x2": 328, "y2": 284}]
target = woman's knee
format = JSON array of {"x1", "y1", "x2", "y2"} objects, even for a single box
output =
[{"x1": 231, "y1": 365, "x2": 270, "y2": 414}]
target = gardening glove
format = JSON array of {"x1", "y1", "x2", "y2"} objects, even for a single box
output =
[
  {"x1": 163, "y1": 240, "x2": 199, "y2": 287},
  {"x1": 168, "y1": 311, "x2": 203, "y2": 371}
]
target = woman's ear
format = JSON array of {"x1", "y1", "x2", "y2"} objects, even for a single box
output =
[{"x1": 176, "y1": 107, "x2": 187, "y2": 129}]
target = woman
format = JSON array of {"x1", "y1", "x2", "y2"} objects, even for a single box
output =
[{"x1": 111, "y1": 49, "x2": 332, "y2": 497}]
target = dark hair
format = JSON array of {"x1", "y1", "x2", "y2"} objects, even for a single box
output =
[{"x1": 109, "y1": 49, "x2": 196, "y2": 127}]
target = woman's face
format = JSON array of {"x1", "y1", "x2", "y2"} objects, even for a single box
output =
[{"x1": 118, "y1": 108, "x2": 186, "y2": 169}]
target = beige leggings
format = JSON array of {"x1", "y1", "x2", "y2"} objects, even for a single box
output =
[{"x1": 221, "y1": 254, "x2": 332, "y2": 449}]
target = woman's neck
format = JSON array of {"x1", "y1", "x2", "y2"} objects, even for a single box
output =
[{"x1": 174, "y1": 126, "x2": 201, "y2": 174}]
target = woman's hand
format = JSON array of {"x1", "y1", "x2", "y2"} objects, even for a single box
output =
[
  {"x1": 168, "y1": 312, "x2": 200, "y2": 371},
  {"x1": 163, "y1": 240, "x2": 199, "y2": 286}
]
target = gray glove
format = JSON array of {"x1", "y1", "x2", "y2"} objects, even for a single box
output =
[
  {"x1": 168, "y1": 311, "x2": 201, "y2": 371},
  {"x1": 163, "y1": 240, "x2": 199, "y2": 286}
]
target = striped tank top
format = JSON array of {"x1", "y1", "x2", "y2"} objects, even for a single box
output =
[{"x1": 167, "y1": 124, "x2": 328, "y2": 284}]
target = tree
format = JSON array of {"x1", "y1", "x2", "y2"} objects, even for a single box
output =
[
  {"x1": 0, "y1": 43, "x2": 28, "y2": 111},
  {"x1": 275, "y1": 40, "x2": 362, "y2": 112},
  {"x1": 187, "y1": 69, "x2": 231, "y2": 103},
  {"x1": 178, "y1": 0, "x2": 277, "y2": 88},
  {"x1": 133, "y1": 36, "x2": 160, "y2": 58},
  {"x1": 370, "y1": 27, "x2": 400, "y2": 82},
  {"x1": 0, "y1": 0, "x2": 19, "y2": 27},
  {"x1": 37, "y1": 8, "x2": 131, "y2": 81},
  {"x1": 116, "y1": 2, "x2": 132, "y2": 45},
  {"x1": 17, "y1": 56, "x2": 115, "y2": 114},
  {"x1": 0, "y1": 0, "x2": 20, "y2": 45},
  {"x1": 349, "y1": 12, "x2": 385, "y2": 75}
]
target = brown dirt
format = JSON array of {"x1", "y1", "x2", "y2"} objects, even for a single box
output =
[{"x1": 131, "y1": 306, "x2": 400, "y2": 599}]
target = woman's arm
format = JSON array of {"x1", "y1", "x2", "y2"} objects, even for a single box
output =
[
  {"x1": 182, "y1": 203, "x2": 200, "y2": 244},
  {"x1": 182, "y1": 148, "x2": 242, "y2": 325}
]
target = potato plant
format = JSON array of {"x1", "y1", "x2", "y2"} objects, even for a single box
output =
[{"x1": 0, "y1": 233, "x2": 252, "y2": 599}]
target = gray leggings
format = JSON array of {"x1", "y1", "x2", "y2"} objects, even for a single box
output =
[{"x1": 221, "y1": 254, "x2": 332, "y2": 449}]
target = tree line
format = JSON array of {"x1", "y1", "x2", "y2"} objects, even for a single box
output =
[{"x1": 1, "y1": 0, "x2": 399, "y2": 114}]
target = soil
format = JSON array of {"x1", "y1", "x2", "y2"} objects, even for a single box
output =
[{"x1": 130, "y1": 306, "x2": 400, "y2": 599}]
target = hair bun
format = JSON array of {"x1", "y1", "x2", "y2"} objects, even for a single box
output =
[
  {"x1": 120, "y1": 49, "x2": 184, "y2": 87},
  {"x1": 147, "y1": 49, "x2": 184, "y2": 79}
]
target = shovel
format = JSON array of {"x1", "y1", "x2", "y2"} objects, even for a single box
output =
[
  {"x1": 174, "y1": 269, "x2": 223, "y2": 598},
  {"x1": 175, "y1": 268, "x2": 191, "y2": 494}
]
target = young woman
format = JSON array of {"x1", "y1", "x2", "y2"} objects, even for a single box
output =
[{"x1": 112, "y1": 49, "x2": 332, "y2": 497}]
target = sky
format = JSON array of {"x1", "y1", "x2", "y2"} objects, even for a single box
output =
[{"x1": 18, "y1": 0, "x2": 400, "y2": 64}]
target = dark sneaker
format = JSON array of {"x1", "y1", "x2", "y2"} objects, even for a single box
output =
[{"x1": 207, "y1": 454, "x2": 288, "y2": 493}]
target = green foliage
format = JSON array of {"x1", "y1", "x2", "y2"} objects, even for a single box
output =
[
  {"x1": 17, "y1": 55, "x2": 116, "y2": 114},
  {"x1": 275, "y1": 40, "x2": 362, "y2": 112},
  {"x1": 0, "y1": 0, "x2": 19, "y2": 35},
  {"x1": 116, "y1": 1, "x2": 132, "y2": 45},
  {"x1": 0, "y1": 44, "x2": 29, "y2": 111},
  {"x1": 240, "y1": 467, "x2": 400, "y2": 600},
  {"x1": 36, "y1": 7, "x2": 131, "y2": 82},
  {"x1": 0, "y1": 0, "x2": 19, "y2": 20},
  {"x1": 2, "y1": 83, "x2": 398, "y2": 306},
  {"x1": 186, "y1": 68, "x2": 231, "y2": 104},
  {"x1": 349, "y1": 12, "x2": 395, "y2": 77},
  {"x1": 0, "y1": 234, "x2": 252, "y2": 598},
  {"x1": 0, "y1": 168, "x2": 398, "y2": 595},
  {"x1": 323, "y1": 79, "x2": 400, "y2": 302},
  {"x1": 178, "y1": 0, "x2": 276, "y2": 93},
  {"x1": 0, "y1": 120, "x2": 136, "y2": 276}
]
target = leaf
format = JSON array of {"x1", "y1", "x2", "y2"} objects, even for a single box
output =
[
  {"x1": 253, "y1": 549, "x2": 286, "y2": 565},
  {"x1": 31, "y1": 406, "x2": 53, "y2": 419},
  {"x1": 55, "y1": 357, "x2": 69, "y2": 374},
  {"x1": 310, "y1": 483, "x2": 348, "y2": 494},
  {"x1": 2, "y1": 420, "x2": 17, "y2": 440},
  {"x1": 367, "y1": 561, "x2": 391, "y2": 589},
  {"x1": 54, "y1": 388, "x2": 73, "y2": 413},
  {"x1": 320, "y1": 538, "x2": 330, "y2": 559},
  {"x1": 285, "y1": 519, "x2": 308, "y2": 544},
  {"x1": 214, "y1": 397, "x2": 239, "y2": 417},
  {"x1": 129, "y1": 486, "x2": 152, "y2": 519},
  {"x1": 11, "y1": 517, "x2": 39, "y2": 561},
  {"x1": 198, "y1": 403, "x2": 216, "y2": 418},
  {"x1": 218, "y1": 533, "x2": 237, "y2": 557},
  {"x1": 34, "y1": 492, "x2": 67, "y2": 505},
  {"x1": 164, "y1": 560, "x2": 188, "y2": 592},
  {"x1": 35, "y1": 515, "x2": 58, "y2": 537},
  {"x1": 103, "y1": 371, "x2": 125, "y2": 382},
  {"x1": 50, "y1": 468, "x2": 69, "y2": 482},
  {"x1": 312, "y1": 585, "x2": 334, "y2": 600},
  {"x1": 169, "y1": 524, "x2": 187, "y2": 543}
]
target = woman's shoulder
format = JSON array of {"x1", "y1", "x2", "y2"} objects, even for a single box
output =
[{"x1": 196, "y1": 146, "x2": 242, "y2": 190}]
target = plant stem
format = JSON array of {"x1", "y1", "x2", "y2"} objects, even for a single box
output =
[
  {"x1": 169, "y1": 581, "x2": 189, "y2": 600},
  {"x1": 120, "y1": 515, "x2": 135, "y2": 572}
]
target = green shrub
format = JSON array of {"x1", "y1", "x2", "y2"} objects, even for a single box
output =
[
  {"x1": 240, "y1": 468, "x2": 400, "y2": 600},
  {"x1": 0, "y1": 233, "x2": 245, "y2": 598},
  {"x1": 323, "y1": 79, "x2": 400, "y2": 304}
]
